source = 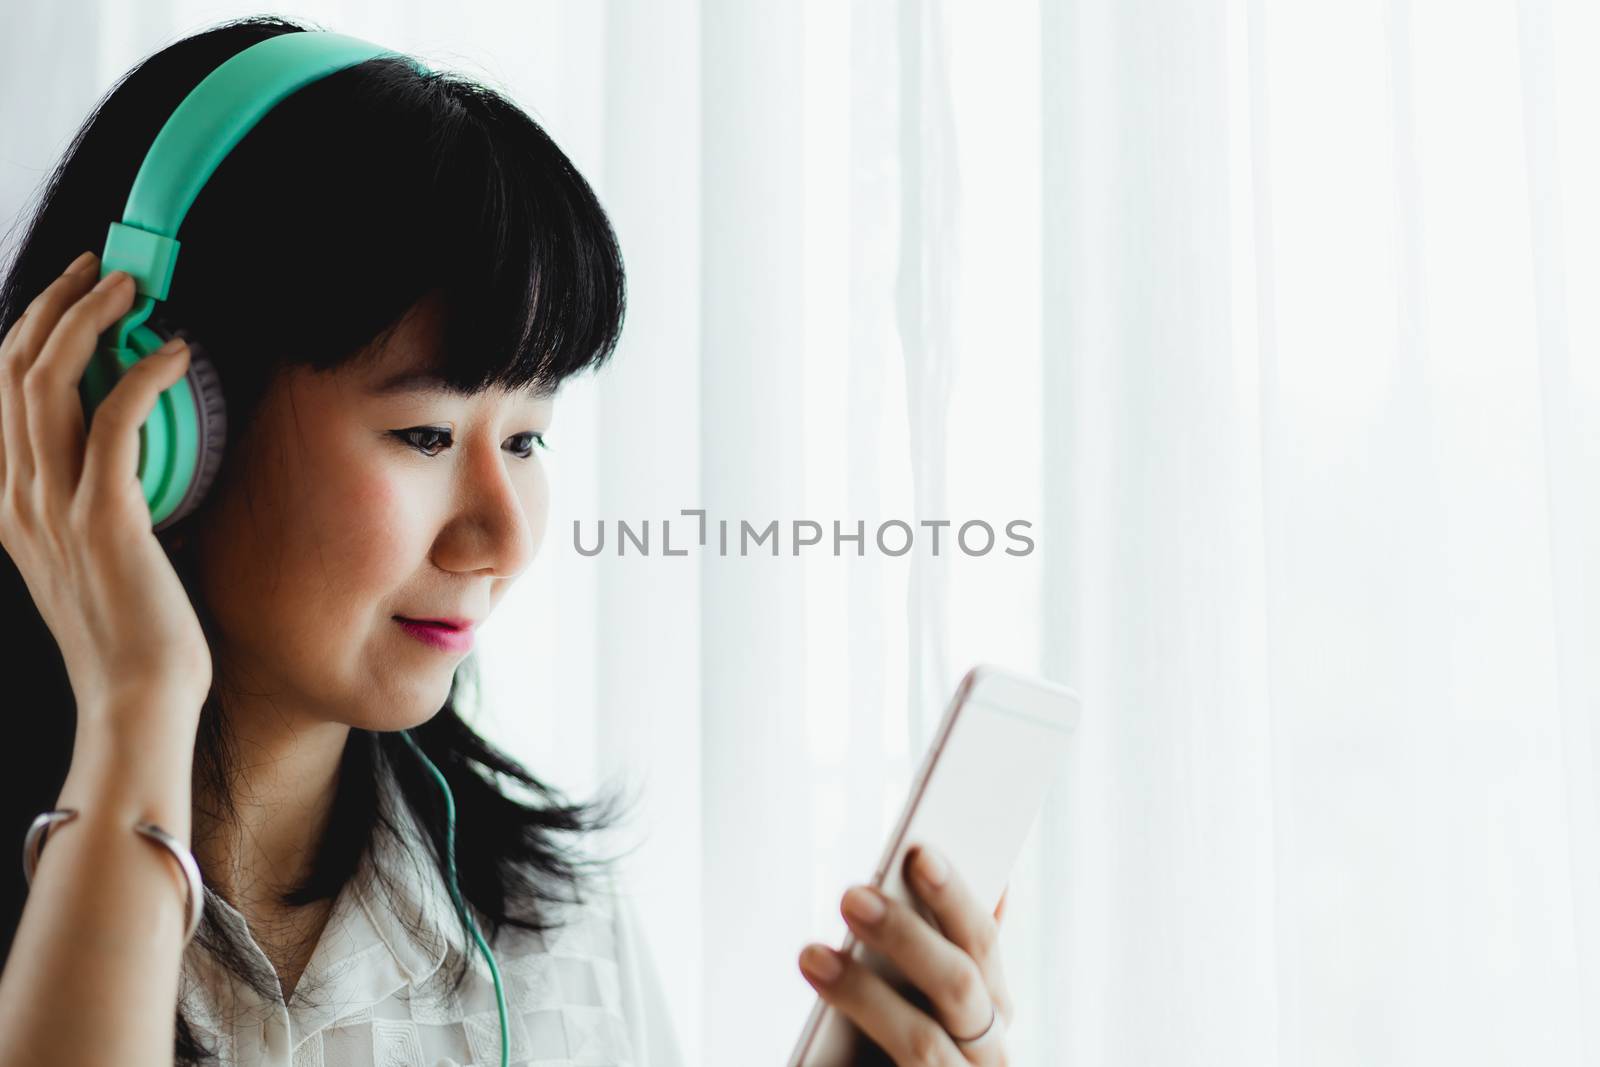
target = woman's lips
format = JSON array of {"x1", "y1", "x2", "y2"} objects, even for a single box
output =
[{"x1": 394, "y1": 617, "x2": 475, "y2": 654}]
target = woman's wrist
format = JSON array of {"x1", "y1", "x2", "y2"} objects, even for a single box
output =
[{"x1": 59, "y1": 704, "x2": 200, "y2": 847}]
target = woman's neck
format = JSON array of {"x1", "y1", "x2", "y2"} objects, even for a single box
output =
[{"x1": 190, "y1": 715, "x2": 352, "y2": 907}]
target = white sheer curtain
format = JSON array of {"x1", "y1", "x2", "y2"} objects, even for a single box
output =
[{"x1": 5, "y1": 1, "x2": 1599, "y2": 1064}]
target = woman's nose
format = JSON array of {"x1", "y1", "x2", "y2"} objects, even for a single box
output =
[{"x1": 442, "y1": 439, "x2": 543, "y2": 578}]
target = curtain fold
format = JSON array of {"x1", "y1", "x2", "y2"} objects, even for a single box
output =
[{"x1": 3, "y1": 2, "x2": 1598, "y2": 1063}]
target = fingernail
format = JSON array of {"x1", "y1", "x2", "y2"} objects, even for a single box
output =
[
  {"x1": 65, "y1": 251, "x2": 96, "y2": 274},
  {"x1": 843, "y1": 886, "x2": 885, "y2": 924},
  {"x1": 801, "y1": 944, "x2": 842, "y2": 983},
  {"x1": 916, "y1": 846, "x2": 949, "y2": 887},
  {"x1": 156, "y1": 336, "x2": 186, "y2": 354},
  {"x1": 93, "y1": 270, "x2": 129, "y2": 293}
]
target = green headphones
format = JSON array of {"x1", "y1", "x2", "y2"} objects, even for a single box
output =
[
  {"x1": 82, "y1": 31, "x2": 407, "y2": 532},
  {"x1": 85, "y1": 31, "x2": 513, "y2": 1066}
]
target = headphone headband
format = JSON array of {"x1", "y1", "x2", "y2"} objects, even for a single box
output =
[
  {"x1": 86, "y1": 29, "x2": 427, "y2": 531},
  {"x1": 104, "y1": 31, "x2": 422, "y2": 303}
]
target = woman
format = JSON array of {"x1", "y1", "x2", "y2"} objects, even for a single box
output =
[{"x1": 0, "y1": 15, "x2": 1016, "y2": 1067}]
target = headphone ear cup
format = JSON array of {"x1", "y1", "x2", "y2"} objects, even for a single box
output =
[{"x1": 151, "y1": 327, "x2": 228, "y2": 533}]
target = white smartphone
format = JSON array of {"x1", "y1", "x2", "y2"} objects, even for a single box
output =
[{"x1": 785, "y1": 663, "x2": 1080, "y2": 1067}]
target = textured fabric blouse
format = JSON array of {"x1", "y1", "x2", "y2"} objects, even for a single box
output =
[{"x1": 175, "y1": 775, "x2": 683, "y2": 1067}]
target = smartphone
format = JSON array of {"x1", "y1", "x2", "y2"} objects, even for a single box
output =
[{"x1": 785, "y1": 663, "x2": 1080, "y2": 1067}]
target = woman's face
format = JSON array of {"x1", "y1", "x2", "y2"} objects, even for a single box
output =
[{"x1": 189, "y1": 297, "x2": 554, "y2": 732}]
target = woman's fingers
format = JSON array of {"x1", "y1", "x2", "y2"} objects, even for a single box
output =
[
  {"x1": 799, "y1": 850, "x2": 1017, "y2": 1065},
  {"x1": 903, "y1": 845, "x2": 1015, "y2": 1025},
  {"x1": 0, "y1": 251, "x2": 98, "y2": 368},
  {"x1": 27, "y1": 267, "x2": 138, "y2": 504},
  {"x1": 799, "y1": 943, "x2": 968, "y2": 1067},
  {"x1": 0, "y1": 251, "x2": 214, "y2": 718},
  {"x1": 0, "y1": 251, "x2": 101, "y2": 489},
  {"x1": 838, "y1": 883, "x2": 994, "y2": 1044},
  {"x1": 78, "y1": 337, "x2": 189, "y2": 523}
]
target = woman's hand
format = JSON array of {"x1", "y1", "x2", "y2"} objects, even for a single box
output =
[
  {"x1": 0, "y1": 250, "x2": 213, "y2": 720},
  {"x1": 799, "y1": 844, "x2": 1014, "y2": 1065}
]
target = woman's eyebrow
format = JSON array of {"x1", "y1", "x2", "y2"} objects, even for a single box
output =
[
  {"x1": 367, "y1": 369, "x2": 555, "y2": 402},
  {"x1": 366, "y1": 370, "x2": 475, "y2": 398}
]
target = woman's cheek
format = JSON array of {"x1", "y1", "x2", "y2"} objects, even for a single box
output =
[
  {"x1": 346, "y1": 469, "x2": 406, "y2": 521},
  {"x1": 298, "y1": 466, "x2": 414, "y2": 599},
  {"x1": 341, "y1": 473, "x2": 419, "y2": 560}
]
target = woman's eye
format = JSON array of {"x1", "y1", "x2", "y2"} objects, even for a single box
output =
[
  {"x1": 393, "y1": 427, "x2": 453, "y2": 457},
  {"x1": 508, "y1": 432, "x2": 548, "y2": 459},
  {"x1": 390, "y1": 428, "x2": 547, "y2": 459}
]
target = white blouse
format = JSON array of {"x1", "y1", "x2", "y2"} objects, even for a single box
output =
[{"x1": 176, "y1": 776, "x2": 684, "y2": 1067}]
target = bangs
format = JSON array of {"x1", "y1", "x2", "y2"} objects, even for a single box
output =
[
  {"x1": 165, "y1": 54, "x2": 627, "y2": 401},
  {"x1": 401, "y1": 74, "x2": 627, "y2": 398}
]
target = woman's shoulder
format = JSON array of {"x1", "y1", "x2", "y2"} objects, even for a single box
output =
[
  {"x1": 591, "y1": 872, "x2": 687, "y2": 1067},
  {"x1": 483, "y1": 867, "x2": 684, "y2": 1067},
  {"x1": 391, "y1": 866, "x2": 642, "y2": 1064},
  {"x1": 489, "y1": 867, "x2": 632, "y2": 983}
]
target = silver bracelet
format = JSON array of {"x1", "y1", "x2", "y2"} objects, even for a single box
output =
[{"x1": 23, "y1": 809, "x2": 205, "y2": 946}]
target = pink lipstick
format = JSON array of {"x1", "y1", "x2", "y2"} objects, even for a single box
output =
[{"x1": 394, "y1": 617, "x2": 475, "y2": 654}]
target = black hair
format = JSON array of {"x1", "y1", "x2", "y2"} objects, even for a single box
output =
[{"x1": 0, "y1": 14, "x2": 633, "y2": 1064}]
